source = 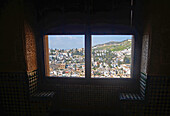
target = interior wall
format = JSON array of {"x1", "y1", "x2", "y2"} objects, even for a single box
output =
[
  {"x1": 135, "y1": 0, "x2": 170, "y2": 76},
  {"x1": 0, "y1": 1, "x2": 38, "y2": 115},
  {"x1": 0, "y1": 0, "x2": 26, "y2": 72},
  {"x1": 138, "y1": 1, "x2": 170, "y2": 115},
  {"x1": 147, "y1": 1, "x2": 170, "y2": 76}
]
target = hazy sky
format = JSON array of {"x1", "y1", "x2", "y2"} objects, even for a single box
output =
[
  {"x1": 48, "y1": 35, "x2": 132, "y2": 49},
  {"x1": 48, "y1": 35, "x2": 85, "y2": 49}
]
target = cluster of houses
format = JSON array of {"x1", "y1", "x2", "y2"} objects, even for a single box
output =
[
  {"x1": 91, "y1": 48, "x2": 131, "y2": 78},
  {"x1": 49, "y1": 40, "x2": 131, "y2": 78},
  {"x1": 49, "y1": 48, "x2": 85, "y2": 77}
]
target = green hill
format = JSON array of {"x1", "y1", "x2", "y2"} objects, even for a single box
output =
[{"x1": 92, "y1": 39, "x2": 131, "y2": 52}]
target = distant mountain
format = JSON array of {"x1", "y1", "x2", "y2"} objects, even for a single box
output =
[{"x1": 92, "y1": 39, "x2": 131, "y2": 51}]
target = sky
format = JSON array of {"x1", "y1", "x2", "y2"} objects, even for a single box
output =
[
  {"x1": 92, "y1": 35, "x2": 132, "y2": 46},
  {"x1": 48, "y1": 35, "x2": 132, "y2": 49},
  {"x1": 48, "y1": 35, "x2": 84, "y2": 49}
]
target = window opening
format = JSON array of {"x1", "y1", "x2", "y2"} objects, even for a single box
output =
[{"x1": 91, "y1": 35, "x2": 133, "y2": 78}]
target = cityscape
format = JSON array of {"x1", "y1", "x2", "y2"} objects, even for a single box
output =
[{"x1": 48, "y1": 35, "x2": 132, "y2": 78}]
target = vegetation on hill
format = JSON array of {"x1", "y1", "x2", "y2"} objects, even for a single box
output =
[{"x1": 92, "y1": 39, "x2": 131, "y2": 52}]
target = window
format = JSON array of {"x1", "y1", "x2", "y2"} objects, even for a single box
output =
[
  {"x1": 44, "y1": 34, "x2": 133, "y2": 79},
  {"x1": 45, "y1": 35, "x2": 85, "y2": 78},
  {"x1": 91, "y1": 35, "x2": 132, "y2": 78}
]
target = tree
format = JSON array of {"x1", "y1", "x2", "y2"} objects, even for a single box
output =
[
  {"x1": 96, "y1": 72, "x2": 101, "y2": 75},
  {"x1": 123, "y1": 56, "x2": 130, "y2": 64}
]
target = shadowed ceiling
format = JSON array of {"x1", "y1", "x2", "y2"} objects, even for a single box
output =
[{"x1": 27, "y1": 0, "x2": 133, "y2": 25}]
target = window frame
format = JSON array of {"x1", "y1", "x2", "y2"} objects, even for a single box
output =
[{"x1": 43, "y1": 33, "x2": 136, "y2": 81}]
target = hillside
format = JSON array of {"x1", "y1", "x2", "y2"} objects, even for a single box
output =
[{"x1": 92, "y1": 39, "x2": 131, "y2": 51}]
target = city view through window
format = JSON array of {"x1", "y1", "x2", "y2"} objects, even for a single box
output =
[
  {"x1": 91, "y1": 35, "x2": 132, "y2": 78},
  {"x1": 48, "y1": 35, "x2": 132, "y2": 78},
  {"x1": 48, "y1": 35, "x2": 85, "y2": 77}
]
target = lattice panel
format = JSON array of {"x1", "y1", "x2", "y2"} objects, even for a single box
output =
[
  {"x1": 144, "y1": 76, "x2": 170, "y2": 116},
  {"x1": 0, "y1": 72, "x2": 30, "y2": 116},
  {"x1": 24, "y1": 21, "x2": 37, "y2": 72},
  {"x1": 141, "y1": 35, "x2": 149, "y2": 75},
  {"x1": 27, "y1": 70, "x2": 38, "y2": 95}
]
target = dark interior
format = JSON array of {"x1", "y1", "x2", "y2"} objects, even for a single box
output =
[{"x1": 0, "y1": 0, "x2": 170, "y2": 116}]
